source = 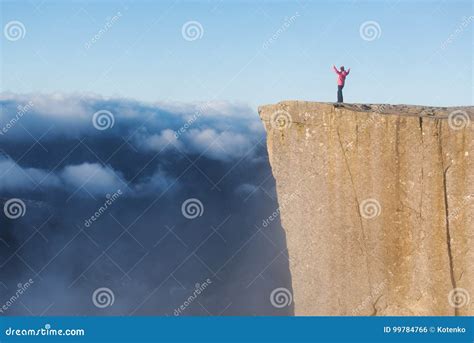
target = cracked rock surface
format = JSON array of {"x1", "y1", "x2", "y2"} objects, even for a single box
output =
[{"x1": 259, "y1": 101, "x2": 473, "y2": 316}]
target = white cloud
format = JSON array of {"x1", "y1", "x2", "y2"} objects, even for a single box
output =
[
  {"x1": 0, "y1": 157, "x2": 61, "y2": 192},
  {"x1": 60, "y1": 163, "x2": 127, "y2": 196},
  {"x1": 139, "y1": 129, "x2": 183, "y2": 152},
  {"x1": 0, "y1": 156, "x2": 179, "y2": 197},
  {"x1": 0, "y1": 92, "x2": 89, "y2": 119},
  {"x1": 235, "y1": 183, "x2": 259, "y2": 195},
  {"x1": 154, "y1": 100, "x2": 255, "y2": 119},
  {"x1": 185, "y1": 128, "x2": 253, "y2": 160},
  {"x1": 133, "y1": 169, "x2": 177, "y2": 195}
]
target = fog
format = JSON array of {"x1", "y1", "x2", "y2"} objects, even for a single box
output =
[{"x1": 0, "y1": 93, "x2": 293, "y2": 316}]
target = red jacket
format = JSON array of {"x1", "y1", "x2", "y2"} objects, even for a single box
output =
[{"x1": 333, "y1": 66, "x2": 350, "y2": 86}]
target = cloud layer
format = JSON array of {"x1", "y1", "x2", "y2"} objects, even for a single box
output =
[
  {"x1": 0, "y1": 93, "x2": 291, "y2": 316},
  {"x1": 0, "y1": 93, "x2": 265, "y2": 197},
  {"x1": 0, "y1": 93, "x2": 264, "y2": 162}
]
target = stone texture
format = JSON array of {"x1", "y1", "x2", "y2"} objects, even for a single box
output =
[{"x1": 259, "y1": 101, "x2": 473, "y2": 316}]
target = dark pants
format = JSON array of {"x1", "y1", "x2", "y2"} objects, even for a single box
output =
[{"x1": 337, "y1": 85, "x2": 344, "y2": 103}]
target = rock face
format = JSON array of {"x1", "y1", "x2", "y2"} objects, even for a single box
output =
[{"x1": 259, "y1": 101, "x2": 473, "y2": 316}]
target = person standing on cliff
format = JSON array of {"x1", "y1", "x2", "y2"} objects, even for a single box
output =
[{"x1": 333, "y1": 65, "x2": 350, "y2": 103}]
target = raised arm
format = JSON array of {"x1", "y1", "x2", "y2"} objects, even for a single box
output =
[
  {"x1": 346, "y1": 68, "x2": 350, "y2": 75},
  {"x1": 333, "y1": 65, "x2": 340, "y2": 74}
]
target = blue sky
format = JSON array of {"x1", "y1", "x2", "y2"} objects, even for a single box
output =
[{"x1": 1, "y1": 0, "x2": 472, "y2": 106}]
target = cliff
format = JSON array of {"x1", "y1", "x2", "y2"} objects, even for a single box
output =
[{"x1": 259, "y1": 101, "x2": 473, "y2": 316}]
